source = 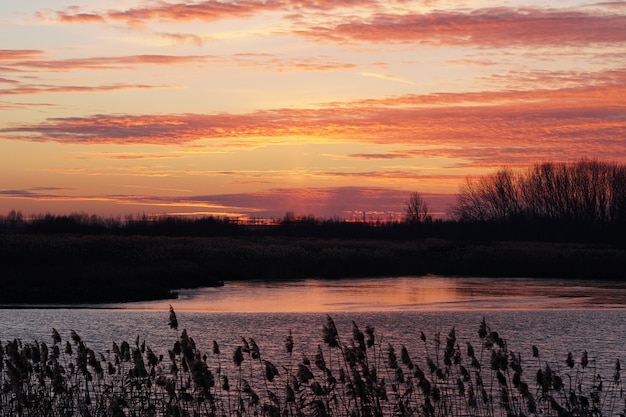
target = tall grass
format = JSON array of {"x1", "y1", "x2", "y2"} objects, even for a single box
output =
[{"x1": 1, "y1": 308, "x2": 624, "y2": 416}]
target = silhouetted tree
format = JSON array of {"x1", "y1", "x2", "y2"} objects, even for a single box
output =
[
  {"x1": 452, "y1": 159, "x2": 626, "y2": 241},
  {"x1": 6, "y1": 210, "x2": 24, "y2": 228},
  {"x1": 405, "y1": 192, "x2": 432, "y2": 223}
]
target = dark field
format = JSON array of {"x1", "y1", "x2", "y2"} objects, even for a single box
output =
[{"x1": 1, "y1": 233, "x2": 626, "y2": 304}]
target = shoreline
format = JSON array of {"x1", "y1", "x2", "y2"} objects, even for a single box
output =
[{"x1": 1, "y1": 234, "x2": 625, "y2": 304}]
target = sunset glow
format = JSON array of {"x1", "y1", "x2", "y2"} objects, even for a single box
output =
[{"x1": 1, "y1": 0, "x2": 625, "y2": 219}]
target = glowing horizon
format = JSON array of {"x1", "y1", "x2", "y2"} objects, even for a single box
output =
[{"x1": 1, "y1": 0, "x2": 625, "y2": 219}]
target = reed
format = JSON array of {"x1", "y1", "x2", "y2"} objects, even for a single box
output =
[{"x1": 1, "y1": 309, "x2": 624, "y2": 417}]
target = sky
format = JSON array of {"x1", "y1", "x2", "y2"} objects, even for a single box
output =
[{"x1": 1, "y1": 0, "x2": 625, "y2": 220}]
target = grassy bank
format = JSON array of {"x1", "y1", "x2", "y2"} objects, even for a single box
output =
[
  {"x1": 1, "y1": 233, "x2": 626, "y2": 304},
  {"x1": 0, "y1": 309, "x2": 623, "y2": 417}
]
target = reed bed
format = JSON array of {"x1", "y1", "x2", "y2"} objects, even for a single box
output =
[{"x1": 1, "y1": 307, "x2": 624, "y2": 417}]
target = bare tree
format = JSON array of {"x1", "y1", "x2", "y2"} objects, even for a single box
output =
[
  {"x1": 452, "y1": 159, "x2": 626, "y2": 226},
  {"x1": 405, "y1": 192, "x2": 432, "y2": 223}
]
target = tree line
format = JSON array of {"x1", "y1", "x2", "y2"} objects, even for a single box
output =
[
  {"x1": 451, "y1": 160, "x2": 626, "y2": 242},
  {"x1": 3, "y1": 159, "x2": 626, "y2": 243},
  {"x1": 454, "y1": 159, "x2": 626, "y2": 224},
  {"x1": 0, "y1": 210, "x2": 444, "y2": 240}
]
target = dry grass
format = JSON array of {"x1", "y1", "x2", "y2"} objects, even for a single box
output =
[{"x1": 1, "y1": 308, "x2": 623, "y2": 416}]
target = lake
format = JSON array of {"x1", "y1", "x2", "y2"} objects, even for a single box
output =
[
  {"x1": 2, "y1": 275, "x2": 626, "y2": 375},
  {"x1": 4, "y1": 275, "x2": 626, "y2": 416}
]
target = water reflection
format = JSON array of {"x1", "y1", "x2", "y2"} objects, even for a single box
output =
[{"x1": 108, "y1": 276, "x2": 626, "y2": 312}]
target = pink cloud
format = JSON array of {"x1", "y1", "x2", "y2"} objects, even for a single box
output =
[
  {"x1": 57, "y1": 12, "x2": 105, "y2": 23},
  {"x1": 0, "y1": 83, "x2": 168, "y2": 96},
  {"x1": 0, "y1": 186, "x2": 452, "y2": 219},
  {"x1": 198, "y1": 187, "x2": 452, "y2": 219},
  {"x1": 2, "y1": 51, "x2": 355, "y2": 74},
  {"x1": 0, "y1": 101, "x2": 55, "y2": 110},
  {"x1": 8, "y1": 54, "x2": 216, "y2": 71},
  {"x1": 51, "y1": 0, "x2": 379, "y2": 25},
  {"x1": 2, "y1": 72, "x2": 625, "y2": 168},
  {"x1": 0, "y1": 50, "x2": 44, "y2": 61},
  {"x1": 40, "y1": 3, "x2": 626, "y2": 49},
  {"x1": 124, "y1": 187, "x2": 454, "y2": 219},
  {"x1": 300, "y1": 7, "x2": 626, "y2": 46},
  {"x1": 156, "y1": 32, "x2": 207, "y2": 46},
  {"x1": 348, "y1": 153, "x2": 410, "y2": 160}
]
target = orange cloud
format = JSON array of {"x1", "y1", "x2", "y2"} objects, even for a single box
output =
[
  {"x1": 2, "y1": 88, "x2": 622, "y2": 144},
  {"x1": 37, "y1": 3, "x2": 626, "y2": 50},
  {"x1": 2, "y1": 72, "x2": 625, "y2": 168},
  {"x1": 0, "y1": 101, "x2": 55, "y2": 110},
  {"x1": 236, "y1": 55, "x2": 356, "y2": 72},
  {"x1": 355, "y1": 147, "x2": 578, "y2": 169},
  {"x1": 156, "y1": 32, "x2": 207, "y2": 45},
  {"x1": 0, "y1": 82, "x2": 168, "y2": 96},
  {"x1": 300, "y1": 7, "x2": 626, "y2": 46},
  {"x1": 68, "y1": 151, "x2": 183, "y2": 161},
  {"x1": 7, "y1": 54, "x2": 216, "y2": 71},
  {"x1": 2, "y1": 51, "x2": 355, "y2": 74},
  {"x1": 106, "y1": 154, "x2": 183, "y2": 160},
  {"x1": 51, "y1": 0, "x2": 379, "y2": 25},
  {"x1": 0, "y1": 50, "x2": 44, "y2": 61},
  {"x1": 56, "y1": 12, "x2": 105, "y2": 23}
]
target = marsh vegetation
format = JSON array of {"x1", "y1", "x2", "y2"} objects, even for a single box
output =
[
  {"x1": 1, "y1": 308, "x2": 624, "y2": 417},
  {"x1": 1, "y1": 233, "x2": 626, "y2": 304},
  {"x1": 3, "y1": 159, "x2": 626, "y2": 304}
]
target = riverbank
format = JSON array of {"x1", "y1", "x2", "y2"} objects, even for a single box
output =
[{"x1": 1, "y1": 233, "x2": 625, "y2": 304}]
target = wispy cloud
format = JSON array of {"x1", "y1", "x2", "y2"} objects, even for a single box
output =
[
  {"x1": 0, "y1": 101, "x2": 56, "y2": 110},
  {"x1": 6, "y1": 54, "x2": 217, "y2": 71},
  {"x1": 347, "y1": 146, "x2": 577, "y2": 169},
  {"x1": 0, "y1": 83, "x2": 170, "y2": 96},
  {"x1": 592, "y1": 2, "x2": 626, "y2": 10},
  {"x1": 0, "y1": 50, "x2": 44, "y2": 61},
  {"x1": 118, "y1": 187, "x2": 454, "y2": 219},
  {"x1": 46, "y1": 0, "x2": 380, "y2": 25},
  {"x1": 0, "y1": 186, "x2": 452, "y2": 219},
  {"x1": 360, "y1": 72, "x2": 413, "y2": 85},
  {"x1": 300, "y1": 7, "x2": 626, "y2": 47},
  {"x1": 69, "y1": 151, "x2": 183, "y2": 161},
  {"x1": 1, "y1": 51, "x2": 356, "y2": 76},
  {"x1": 155, "y1": 32, "x2": 208, "y2": 46},
  {"x1": 3, "y1": 70, "x2": 623, "y2": 150},
  {"x1": 348, "y1": 152, "x2": 411, "y2": 160},
  {"x1": 44, "y1": 2, "x2": 626, "y2": 49}
]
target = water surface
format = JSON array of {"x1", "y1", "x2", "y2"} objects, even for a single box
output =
[
  {"x1": 107, "y1": 275, "x2": 626, "y2": 311},
  {"x1": 2, "y1": 276, "x2": 626, "y2": 375}
]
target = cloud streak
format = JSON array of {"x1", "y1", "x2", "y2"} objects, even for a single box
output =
[
  {"x1": 3, "y1": 73, "x2": 624, "y2": 151},
  {"x1": 1, "y1": 51, "x2": 356, "y2": 76},
  {"x1": 7, "y1": 54, "x2": 216, "y2": 71},
  {"x1": 0, "y1": 83, "x2": 169, "y2": 96},
  {"x1": 0, "y1": 186, "x2": 454, "y2": 218},
  {"x1": 49, "y1": 0, "x2": 379, "y2": 25},
  {"x1": 0, "y1": 50, "x2": 44, "y2": 61},
  {"x1": 300, "y1": 7, "x2": 626, "y2": 47},
  {"x1": 44, "y1": 3, "x2": 626, "y2": 49},
  {"x1": 360, "y1": 72, "x2": 413, "y2": 85}
]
